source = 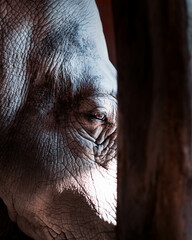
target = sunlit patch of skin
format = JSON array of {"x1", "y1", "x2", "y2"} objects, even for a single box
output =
[{"x1": 56, "y1": 159, "x2": 117, "y2": 225}]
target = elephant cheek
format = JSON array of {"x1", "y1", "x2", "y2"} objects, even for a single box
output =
[{"x1": 56, "y1": 158, "x2": 117, "y2": 225}]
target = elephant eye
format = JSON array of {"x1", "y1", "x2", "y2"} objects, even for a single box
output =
[{"x1": 93, "y1": 112, "x2": 106, "y2": 121}]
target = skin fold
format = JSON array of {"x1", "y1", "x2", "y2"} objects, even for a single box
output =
[{"x1": 0, "y1": 0, "x2": 117, "y2": 239}]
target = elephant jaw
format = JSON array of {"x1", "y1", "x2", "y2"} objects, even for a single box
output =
[
  {"x1": 56, "y1": 158, "x2": 117, "y2": 226},
  {"x1": 3, "y1": 159, "x2": 117, "y2": 240}
]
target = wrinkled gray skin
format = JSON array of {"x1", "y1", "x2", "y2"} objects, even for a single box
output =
[{"x1": 0, "y1": 0, "x2": 117, "y2": 240}]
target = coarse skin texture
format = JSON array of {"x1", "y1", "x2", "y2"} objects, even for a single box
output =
[{"x1": 0, "y1": 0, "x2": 117, "y2": 239}]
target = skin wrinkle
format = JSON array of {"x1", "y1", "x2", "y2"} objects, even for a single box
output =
[
  {"x1": 0, "y1": 6, "x2": 32, "y2": 129},
  {"x1": 0, "y1": 0, "x2": 117, "y2": 239},
  {"x1": 75, "y1": 126, "x2": 96, "y2": 144},
  {"x1": 48, "y1": 189, "x2": 102, "y2": 240},
  {"x1": 76, "y1": 100, "x2": 116, "y2": 143},
  {"x1": 25, "y1": 202, "x2": 63, "y2": 236},
  {"x1": 47, "y1": 229, "x2": 57, "y2": 240},
  {"x1": 72, "y1": 126, "x2": 96, "y2": 161},
  {"x1": 65, "y1": 140, "x2": 83, "y2": 174},
  {"x1": 72, "y1": 122, "x2": 116, "y2": 169},
  {"x1": 61, "y1": 127, "x2": 83, "y2": 173},
  {"x1": 89, "y1": 168, "x2": 100, "y2": 219},
  {"x1": 31, "y1": 3, "x2": 101, "y2": 85},
  {"x1": 79, "y1": 119, "x2": 104, "y2": 137},
  {"x1": 61, "y1": 133, "x2": 73, "y2": 171},
  {"x1": 56, "y1": 135, "x2": 115, "y2": 223},
  {"x1": 69, "y1": 121, "x2": 95, "y2": 157},
  {"x1": 38, "y1": 98, "x2": 115, "y2": 225}
]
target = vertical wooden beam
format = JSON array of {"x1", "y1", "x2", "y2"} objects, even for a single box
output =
[
  {"x1": 95, "y1": 0, "x2": 116, "y2": 66},
  {"x1": 112, "y1": 0, "x2": 192, "y2": 239}
]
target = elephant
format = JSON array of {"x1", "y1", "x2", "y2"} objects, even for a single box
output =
[{"x1": 0, "y1": 0, "x2": 117, "y2": 240}]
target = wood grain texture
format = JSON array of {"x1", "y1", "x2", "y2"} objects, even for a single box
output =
[{"x1": 112, "y1": 0, "x2": 192, "y2": 239}]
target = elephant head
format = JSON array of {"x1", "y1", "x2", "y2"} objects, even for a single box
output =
[{"x1": 0, "y1": 0, "x2": 117, "y2": 239}]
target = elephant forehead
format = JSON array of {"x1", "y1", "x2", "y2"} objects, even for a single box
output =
[
  {"x1": 25, "y1": 0, "x2": 115, "y2": 93},
  {"x1": 61, "y1": 57, "x2": 117, "y2": 95},
  {"x1": 32, "y1": 0, "x2": 107, "y2": 55},
  {"x1": 31, "y1": 60, "x2": 117, "y2": 100},
  {"x1": 1, "y1": 0, "x2": 107, "y2": 56},
  {"x1": 31, "y1": 32, "x2": 117, "y2": 96}
]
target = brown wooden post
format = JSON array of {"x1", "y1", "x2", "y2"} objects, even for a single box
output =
[
  {"x1": 112, "y1": 0, "x2": 192, "y2": 239},
  {"x1": 95, "y1": 0, "x2": 116, "y2": 66}
]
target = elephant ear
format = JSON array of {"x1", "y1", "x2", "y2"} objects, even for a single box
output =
[{"x1": 0, "y1": 198, "x2": 31, "y2": 239}]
